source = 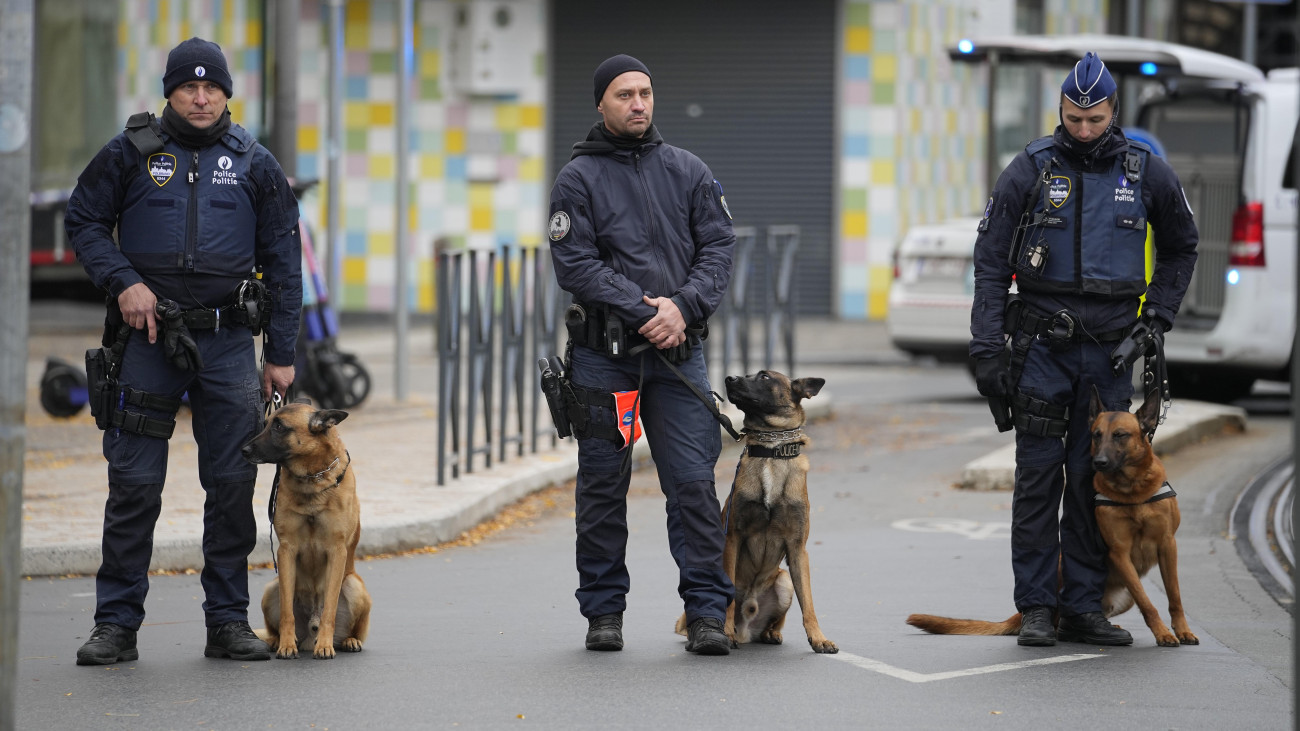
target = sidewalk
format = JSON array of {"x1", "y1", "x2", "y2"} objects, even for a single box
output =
[{"x1": 18, "y1": 301, "x2": 1246, "y2": 576}]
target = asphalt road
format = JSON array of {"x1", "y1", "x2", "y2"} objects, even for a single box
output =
[{"x1": 15, "y1": 361, "x2": 1294, "y2": 729}]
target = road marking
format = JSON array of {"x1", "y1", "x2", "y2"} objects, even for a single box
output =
[
  {"x1": 892, "y1": 517, "x2": 1011, "y2": 540},
  {"x1": 827, "y1": 651, "x2": 1104, "y2": 683}
]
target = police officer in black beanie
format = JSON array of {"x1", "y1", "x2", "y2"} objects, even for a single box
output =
[
  {"x1": 548, "y1": 54, "x2": 737, "y2": 655},
  {"x1": 66, "y1": 37, "x2": 302, "y2": 665}
]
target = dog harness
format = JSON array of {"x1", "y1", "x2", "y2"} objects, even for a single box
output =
[{"x1": 1094, "y1": 481, "x2": 1176, "y2": 507}]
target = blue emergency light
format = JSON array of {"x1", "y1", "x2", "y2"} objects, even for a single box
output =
[
  {"x1": 957, "y1": 39, "x2": 974, "y2": 54},
  {"x1": 1140, "y1": 62, "x2": 1158, "y2": 75}
]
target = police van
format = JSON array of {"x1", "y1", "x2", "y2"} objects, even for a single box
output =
[{"x1": 950, "y1": 35, "x2": 1296, "y2": 402}]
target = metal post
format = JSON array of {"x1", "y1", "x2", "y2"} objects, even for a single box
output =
[
  {"x1": 0, "y1": 3, "x2": 35, "y2": 728},
  {"x1": 984, "y1": 50, "x2": 999, "y2": 197},
  {"x1": 325, "y1": 0, "x2": 344, "y2": 311},
  {"x1": 394, "y1": 0, "x2": 413, "y2": 400},
  {"x1": 269, "y1": 0, "x2": 300, "y2": 177}
]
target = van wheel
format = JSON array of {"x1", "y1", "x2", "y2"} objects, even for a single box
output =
[{"x1": 1166, "y1": 366, "x2": 1255, "y2": 403}]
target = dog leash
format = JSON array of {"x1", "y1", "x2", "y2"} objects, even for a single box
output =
[
  {"x1": 264, "y1": 390, "x2": 283, "y2": 572},
  {"x1": 625, "y1": 341, "x2": 744, "y2": 441}
]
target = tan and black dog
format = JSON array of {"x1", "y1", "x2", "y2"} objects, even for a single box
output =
[
  {"x1": 676, "y1": 370, "x2": 837, "y2": 653},
  {"x1": 906, "y1": 386, "x2": 1198, "y2": 647},
  {"x1": 241, "y1": 401, "x2": 372, "y2": 659}
]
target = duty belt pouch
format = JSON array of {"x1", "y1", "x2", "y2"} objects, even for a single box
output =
[{"x1": 85, "y1": 346, "x2": 113, "y2": 430}]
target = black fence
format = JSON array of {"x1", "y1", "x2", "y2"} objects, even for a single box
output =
[{"x1": 434, "y1": 225, "x2": 799, "y2": 485}]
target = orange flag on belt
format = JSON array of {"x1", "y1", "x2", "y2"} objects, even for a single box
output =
[{"x1": 613, "y1": 390, "x2": 642, "y2": 450}]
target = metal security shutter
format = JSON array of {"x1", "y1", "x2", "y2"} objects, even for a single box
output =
[{"x1": 549, "y1": 0, "x2": 836, "y2": 315}]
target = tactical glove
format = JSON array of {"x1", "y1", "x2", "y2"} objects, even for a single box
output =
[
  {"x1": 156, "y1": 299, "x2": 204, "y2": 372},
  {"x1": 974, "y1": 355, "x2": 1012, "y2": 398}
]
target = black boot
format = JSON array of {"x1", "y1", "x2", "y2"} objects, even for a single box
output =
[
  {"x1": 1057, "y1": 611, "x2": 1133, "y2": 646},
  {"x1": 1017, "y1": 606, "x2": 1056, "y2": 647},
  {"x1": 684, "y1": 617, "x2": 730, "y2": 655},
  {"x1": 585, "y1": 612, "x2": 624, "y2": 651},
  {"x1": 76, "y1": 623, "x2": 139, "y2": 666},
  {"x1": 204, "y1": 620, "x2": 272, "y2": 660}
]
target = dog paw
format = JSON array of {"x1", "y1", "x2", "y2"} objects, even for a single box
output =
[
  {"x1": 340, "y1": 638, "x2": 364, "y2": 653},
  {"x1": 1156, "y1": 633, "x2": 1180, "y2": 648},
  {"x1": 758, "y1": 630, "x2": 783, "y2": 645},
  {"x1": 809, "y1": 638, "x2": 839, "y2": 654},
  {"x1": 313, "y1": 643, "x2": 337, "y2": 660},
  {"x1": 276, "y1": 644, "x2": 299, "y2": 660},
  {"x1": 1177, "y1": 631, "x2": 1199, "y2": 646}
]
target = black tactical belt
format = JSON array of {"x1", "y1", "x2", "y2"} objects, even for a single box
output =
[
  {"x1": 181, "y1": 306, "x2": 252, "y2": 330},
  {"x1": 1014, "y1": 307, "x2": 1128, "y2": 344}
]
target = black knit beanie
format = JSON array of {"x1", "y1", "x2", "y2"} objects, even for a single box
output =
[
  {"x1": 163, "y1": 37, "x2": 234, "y2": 98},
  {"x1": 593, "y1": 54, "x2": 651, "y2": 105}
]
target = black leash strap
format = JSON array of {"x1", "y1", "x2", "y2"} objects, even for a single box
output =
[
  {"x1": 1143, "y1": 329, "x2": 1171, "y2": 441},
  {"x1": 626, "y1": 340, "x2": 743, "y2": 441},
  {"x1": 263, "y1": 390, "x2": 283, "y2": 572}
]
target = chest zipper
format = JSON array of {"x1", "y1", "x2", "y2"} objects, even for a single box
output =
[
  {"x1": 632, "y1": 151, "x2": 671, "y2": 295},
  {"x1": 184, "y1": 149, "x2": 199, "y2": 270}
]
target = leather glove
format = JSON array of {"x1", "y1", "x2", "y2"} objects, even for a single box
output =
[
  {"x1": 156, "y1": 299, "x2": 204, "y2": 372},
  {"x1": 974, "y1": 355, "x2": 1012, "y2": 398},
  {"x1": 1140, "y1": 309, "x2": 1169, "y2": 357}
]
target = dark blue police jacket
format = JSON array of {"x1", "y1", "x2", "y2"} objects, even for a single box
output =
[
  {"x1": 969, "y1": 128, "x2": 1199, "y2": 360},
  {"x1": 547, "y1": 123, "x2": 735, "y2": 329},
  {"x1": 66, "y1": 118, "x2": 303, "y2": 365}
]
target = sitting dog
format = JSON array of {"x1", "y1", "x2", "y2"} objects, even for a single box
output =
[
  {"x1": 241, "y1": 401, "x2": 372, "y2": 659},
  {"x1": 906, "y1": 386, "x2": 1199, "y2": 647},
  {"x1": 676, "y1": 370, "x2": 837, "y2": 653}
]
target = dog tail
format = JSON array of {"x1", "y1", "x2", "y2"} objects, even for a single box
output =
[
  {"x1": 905, "y1": 612, "x2": 1022, "y2": 636},
  {"x1": 673, "y1": 612, "x2": 689, "y2": 636}
]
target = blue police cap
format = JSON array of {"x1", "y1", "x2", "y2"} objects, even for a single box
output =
[{"x1": 1061, "y1": 52, "x2": 1116, "y2": 109}]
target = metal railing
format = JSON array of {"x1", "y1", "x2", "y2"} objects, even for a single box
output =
[{"x1": 435, "y1": 226, "x2": 799, "y2": 484}]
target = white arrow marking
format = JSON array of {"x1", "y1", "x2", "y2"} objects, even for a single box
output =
[{"x1": 827, "y1": 651, "x2": 1104, "y2": 683}]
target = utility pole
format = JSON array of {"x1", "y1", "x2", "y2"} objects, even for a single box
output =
[
  {"x1": 267, "y1": 0, "x2": 300, "y2": 177},
  {"x1": 0, "y1": 2, "x2": 35, "y2": 729}
]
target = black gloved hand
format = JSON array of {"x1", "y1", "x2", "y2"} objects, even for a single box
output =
[
  {"x1": 156, "y1": 299, "x2": 204, "y2": 372},
  {"x1": 974, "y1": 355, "x2": 1012, "y2": 398}
]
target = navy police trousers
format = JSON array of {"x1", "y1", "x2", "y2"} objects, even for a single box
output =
[
  {"x1": 1012, "y1": 337, "x2": 1133, "y2": 616},
  {"x1": 94, "y1": 325, "x2": 264, "y2": 630},
  {"x1": 568, "y1": 343, "x2": 734, "y2": 623}
]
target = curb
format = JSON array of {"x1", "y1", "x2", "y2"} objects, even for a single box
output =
[{"x1": 958, "y1": 399, "x2": 1248, "y2": 491}]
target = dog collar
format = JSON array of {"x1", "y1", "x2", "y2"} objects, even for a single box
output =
[
  {"x1": 294, "y1": 450, "x2": 352, "y2": 487},
  {"x1": 745, "y1": 428, "x2": 804, "y2": 443},
  {"x1": 745, "y1": 442, "x2": 801, "y2": 459},
  {"x1": 1094, "y1": 481, "x2": 1175, "y2": 506}
]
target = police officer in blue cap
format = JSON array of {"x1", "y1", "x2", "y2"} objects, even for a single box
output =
[{"x1": 970, "y1": 52, "x2": 1198, "y2": 646}]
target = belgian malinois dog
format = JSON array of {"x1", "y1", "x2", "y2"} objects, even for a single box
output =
[
  {"x1": 675, "y1": 370, "x2": 837, "y2": 653},
  {"x1": 906, "y1": 386, "x2": 1198, "y2": 647},
  {"x1": 242, "y1": 402, "x2": 372, "y2": 659}
]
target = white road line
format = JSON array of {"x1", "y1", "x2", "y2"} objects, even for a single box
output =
[{"x1": 827, "y1": 651, "x2": 1104, "y2": 683}]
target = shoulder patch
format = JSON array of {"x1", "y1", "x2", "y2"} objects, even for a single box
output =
[{"x1": 549, "y1": 210, "x2": 571, "y2": 242}]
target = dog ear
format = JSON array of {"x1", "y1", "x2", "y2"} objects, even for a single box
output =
[
  {"x1": 1135, "y1": 388, "x2": 1161, "y2": 438},
  {"x1": 309, "y1": 409, "x2": 349, "y2": 434},
  {"x1": 791, "y1": 377, "x2": 825, "y2": 402},
  {"x1": 1088, "y1": 384, "x2": 1105, "y2": 426},
  {"x1": 293, "y1": 396, "x2": 313, "y2": 405}
]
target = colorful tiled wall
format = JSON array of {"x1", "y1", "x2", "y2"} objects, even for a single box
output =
[
  {"x1": 838, "y1": 0, "x2": 1106, "y2": 320},
  {"x1": 117, "y1": 0, "x2": 547, "y2": 314}
]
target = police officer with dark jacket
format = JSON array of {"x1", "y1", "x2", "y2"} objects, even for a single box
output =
[
  {"x1": 66, "y1": 38, "x2": 302, "y2": 665},
  {"x1": 548, "y1": 54, "x2": 736, "y2": 655},
  {"x1": 970, "y1": 52, "x2": 1197, "y2": 647}
]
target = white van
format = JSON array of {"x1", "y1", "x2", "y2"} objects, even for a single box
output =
[
  {"x1": 1142, "y1": 68, "x2": 1298, "y2": 401},
  {"x1": 950, "y1": 35, "x2": 1295, "y2": 402}
]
